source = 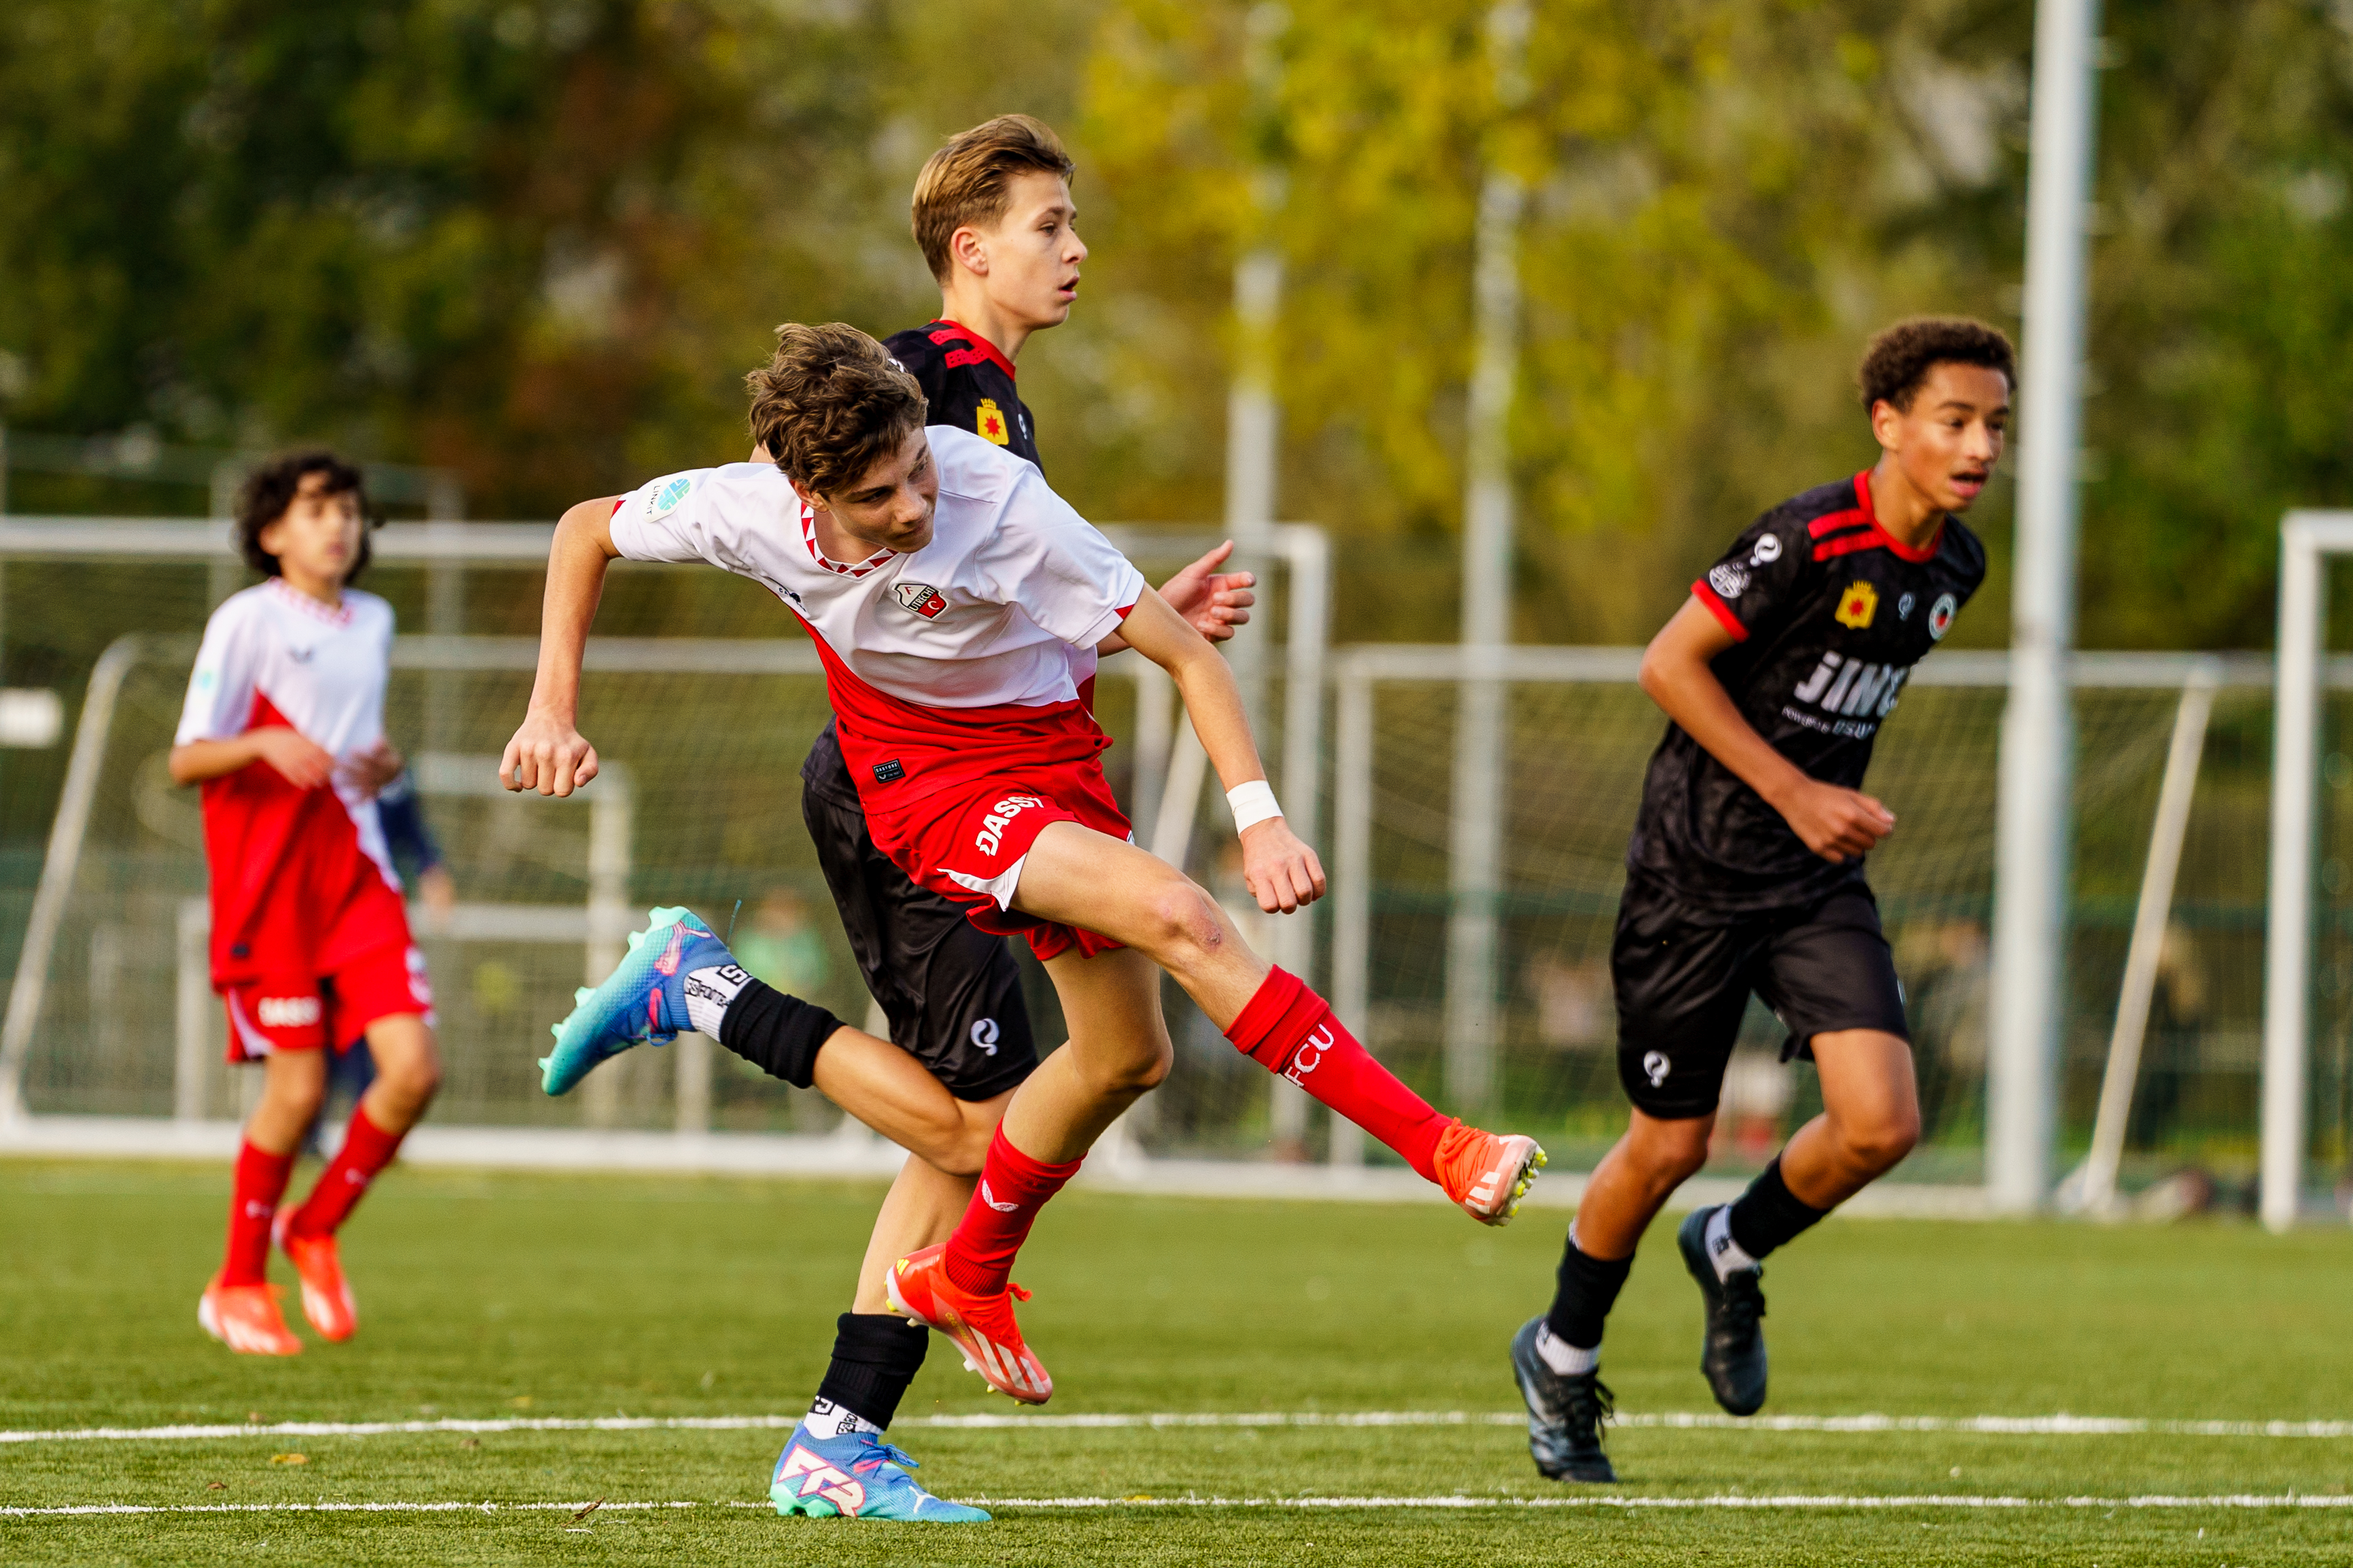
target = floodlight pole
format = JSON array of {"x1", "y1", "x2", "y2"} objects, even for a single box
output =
[
  {"x1": 1446, "y1": 0, "x2": 1531, "y2": 1118},
  {"x1": 1989, "y1": 0, "x2": 2103, "y2": 1213},
  {"x1": 1229, "y1": 0, "x2": 1310, "y2": 1147}
]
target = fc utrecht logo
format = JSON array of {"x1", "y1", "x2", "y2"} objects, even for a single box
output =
[{"x1": 894, "y1": 582, "x2": 948, "y2": 619}]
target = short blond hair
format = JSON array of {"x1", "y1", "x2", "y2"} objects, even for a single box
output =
[
  {"x1": 910, "y1": 115, "x2": 1076, "y2": 282},
  {"x1": 744, "y1": 324, "x2": 928, "y2": 498}
]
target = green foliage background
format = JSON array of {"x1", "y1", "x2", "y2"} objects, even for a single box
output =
[{"x1": 4, "y1": 0, "x2": 2351, "y2": 646}]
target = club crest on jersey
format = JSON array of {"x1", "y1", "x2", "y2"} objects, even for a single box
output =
[
  {"x1": 1927, "y1": 592, "x2": 1958, "y2": 641},
  {"x1": 1707, "y1": 563, "x2": 1749, "y2": 599},
  {"x1": 975, "y1": 398, "x2": 1011, "y2": 446},
  {"x1": 894, "y1": 582, "x2": 948, "y2": 619},
  {"x1": 1834, "y1": 580, "x2": 1879, "y2": 629}
]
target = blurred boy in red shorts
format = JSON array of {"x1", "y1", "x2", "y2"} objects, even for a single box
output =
[{"x1": 171, "y1": 451, "x2": 442, "y2": 1355}]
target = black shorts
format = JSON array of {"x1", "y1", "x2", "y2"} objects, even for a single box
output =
[
  {"x1": 1611, "y1": 873, "x2": 1908, "y2": 1120},
  {"x1": 802, "y1": 729, "x2": 1038, "y2": 1102}
]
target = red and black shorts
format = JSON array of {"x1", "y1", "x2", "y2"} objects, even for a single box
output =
[
  {"x1": 862, "y1": 759, "x2": 1133, "y2": 964},
  {"x1": 224, "y1": 941, "x2": 436, "y2": 1062}
]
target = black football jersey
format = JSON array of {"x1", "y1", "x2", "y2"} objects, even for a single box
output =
[
  {"x1": 883, "y1": 319, "x2": 1040, "y2": 470},
  {"x1": 1625, "y1": 472, "x2": 1987, "y2": 916}
]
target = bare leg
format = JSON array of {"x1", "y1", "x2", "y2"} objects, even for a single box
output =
[
  {"x1": 243, "y1": 1051, "x2": 328, "y2": 1155},
  {"x1": 356, "y1": 1013, "x2": 441, "y2": 1134},
  {"x1": 1776, "y1": 1029, "x2": 1919, "y2": 1208},
  {"x1": 997, "y1": 947, "x2": 1171, "y2": 1164},
  {"x1": 851, "y1": 1155, "x2": 986, "y2": 1313},
  {"x1": 1013, "y1": 822, "x2": 1270, "y2": 1026},
  {"x1": 812, "y1": 1031, "x2": 1006, "y2": 1177},
  {"x1": 1568, "y1": 1108, "x2": 1715, "y2": 1261}
]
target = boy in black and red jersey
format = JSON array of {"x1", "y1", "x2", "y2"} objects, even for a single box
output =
[
  {"x1": 1511, "y1": 319, "x2": 2012, "y2": 1482},
  {"x1": 171, "y1": 453, "x2": 443, "y2": 1357}
]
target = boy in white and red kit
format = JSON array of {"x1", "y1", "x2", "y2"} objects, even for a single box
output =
[{"x1": 171, "y1": 451, "x2": 443, "y2": 1356}]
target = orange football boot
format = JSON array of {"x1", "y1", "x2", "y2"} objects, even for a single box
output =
[
  {"x1": 273, "y1": 1212, "x2": 358, "y2": 1342},
  {"x1": 198, "y1": 1272, "x2": 303, "y2": 1356},
  {"x1": 1435, "y1": 1121, "x2": 1547, "y2": 1227},
  {"x1": 885, "y1": 1244, "x2": 1052, "y2": 1404}
]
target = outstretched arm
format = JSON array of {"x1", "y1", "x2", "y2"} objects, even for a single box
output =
[
  {"x1": 1639, "y1": 597, "x2": 1893, "y2": 862},
  {"x1": 1098, "y1": 540, "x2": 1255, "y2": 652},
  {"x1": 1118, "y1": 590, "x2": 1325, "y2": 913},
  {"x1": 500, "y1": 498, "x2": 623, "y2": 797}
]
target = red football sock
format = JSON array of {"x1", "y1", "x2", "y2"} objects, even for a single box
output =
[
  {"x1": 1226, "y1": 967, "x2": 1448, "y2": 1181},
  {"x1": 943, "y1": 1126, "x2": 1082, "y2": 1297},
  {"x1": 286, "y1": 1106, "x2": 406, "y2": 1240},
  {"x1": 224, "y1": 1140, "x2": 295, "y2": 1286}
]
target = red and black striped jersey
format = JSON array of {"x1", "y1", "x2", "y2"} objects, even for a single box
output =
[
  {"x1": 1626, "y1": 472, "x2": 1986, "y2": 914},
  {"x1": 883, "y1": 319, "x2": 1040, "y2": 470}
]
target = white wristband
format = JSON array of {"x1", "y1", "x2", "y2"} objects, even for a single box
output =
[{"x1": 1227, "y1": 780, "x2": 1284, "y2": 833}]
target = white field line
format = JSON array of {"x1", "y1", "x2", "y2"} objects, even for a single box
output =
[
  {"x1": 5, "y1": 1410, "x2": 2353, "y2": 1445},
  {"x1": 8, "y1": 1494, "x2": 2353, "y2": 1518}
]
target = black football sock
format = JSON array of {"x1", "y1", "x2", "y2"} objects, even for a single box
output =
[
  {"x1": 1543, "y1": 1225, "x2": 1634, "y2": 1358},
  {"x1": 713, "y1": 979, "x2": 843, "y2": 1090},
  {"x1": 811, "y1": 1312, "x2": 930, "y2": 1431},
  {"x1": 1724, "y1": 1155, "x2": 1830, "y2": 1264}
]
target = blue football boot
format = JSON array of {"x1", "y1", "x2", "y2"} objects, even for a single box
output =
[
  {"x1": 540, "y1": 906, "x2": 740, "y2": 1096},
  {"x1": 769, "y1": 1422, "x2": 990, "y2": 1522}
]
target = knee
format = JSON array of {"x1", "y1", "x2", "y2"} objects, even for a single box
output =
[
  {"x1": 269, "y1": 1070, "x2": 328, "y2": 1123},
  {"x1": 927, "y1": 1116, "x2": 993, "y2": 1179},
  {"x1": 1097, "y1": 1039, "x2": 1173, "y2": 1100},
  {"x1": 1626, "y1": 1120, "x2": 1712, "y2": 1188},
  {"x1": 1133, "y1": 878, "x2": 1231, "y2": 971},
  {"x1": 377, "y1": 1043, "x2": 442, "y2": 1106},
  {"x1": 1840, "y1": 1108, "x2": 1919, "y2": 1172}
]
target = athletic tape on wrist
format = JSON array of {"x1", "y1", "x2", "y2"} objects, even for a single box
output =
[{"x1": 1226, "y1": 780, "x2": 1283, "y2": 833}]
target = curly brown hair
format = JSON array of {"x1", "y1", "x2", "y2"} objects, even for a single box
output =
[
  {"x1": 910, "y1": 115, "x2": 1076, "y2": 282},
  {"x1": 235, "y1": 450, "x2": 377, "y2": 582},
  {"x1": 1857, "y1": 317, "x2": 2016, "y2": 413},
  {"x1": 745, "y1": 323, "x2": 929, "y2": 498}
]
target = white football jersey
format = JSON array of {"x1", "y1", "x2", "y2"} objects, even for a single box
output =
[
  {"x1": 608, "y1": 427, "x2": 1144, "y2": 716},
  {"x1": 175, "y1": 579, "x2": 398, "y2": 883}
]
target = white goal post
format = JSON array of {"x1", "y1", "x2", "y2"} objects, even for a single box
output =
[{"x1": 2261, "y1": 511, "x2": 2353, "y2": 1232}]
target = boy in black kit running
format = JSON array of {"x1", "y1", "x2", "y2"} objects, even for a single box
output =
[{"x1": 1510, "y1": 318, "x2": 2012, "y2": 1482}]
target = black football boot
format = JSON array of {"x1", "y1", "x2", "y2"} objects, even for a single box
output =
[
  {"x1": 1677, "y1": 1204, "x2": 1768, "y2": 1416},
  {"x1": 1509, "y1": 1317, "x2": 1617, "y2": 1482}
]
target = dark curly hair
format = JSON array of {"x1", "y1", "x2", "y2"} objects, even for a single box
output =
[
  {"x1": 745, "y1": 323, "x2": 929, "y2": 498},
  {"x1": 235, "y1": 450, "x2": 377, "y2": 582},
  {"x1": 1857, "y1": 317, "x2": 2016, "y2": 413}
]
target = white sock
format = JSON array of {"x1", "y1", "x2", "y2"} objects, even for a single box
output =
[
  {"x1": 802, "y1": 1397, "x2": 881, "y2": 1441},
  {"x1": 682, "y1": 964, "x2": 752, "y2": 1038},
  {"x1": 1704, "y1": 1205, "x2": 1759, "y2": 1281},
  {"x1": 1533, "y1": 1322, "x2": 1599, "y2": 1377}
]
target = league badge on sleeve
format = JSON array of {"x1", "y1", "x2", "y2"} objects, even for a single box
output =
[
  {"x1": 1834, "y1": 580, "x2": 1879, "y2": 629},
  {"x1": 975, "y1": 398, "x2": 1011, "y2": 446},
  {"x1": 894, "y1": 582, "x2": 949, "y2": 619}
]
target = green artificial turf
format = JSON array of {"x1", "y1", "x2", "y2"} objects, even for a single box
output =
[{"x1": 3, "y1": 1157, "x2": 2349, "y2": 1564}]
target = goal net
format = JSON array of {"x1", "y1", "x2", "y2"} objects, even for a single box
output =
[
  {"x1": 0, "y1": 525, "x2": 1330, "y2": 1157},
  {"x1": 0, "y1": 521, "x2": 2322, "y2": 1203},
  {"x1": 1322, "y1": 649, "x2": 2298, "y2": 1196}
]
